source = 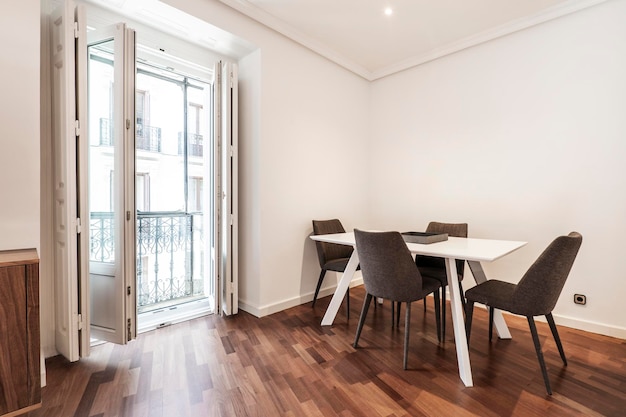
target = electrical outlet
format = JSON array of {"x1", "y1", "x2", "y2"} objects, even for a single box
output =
[{"x1": 574, "y1": 294, "x2": 586, "y2": 305}]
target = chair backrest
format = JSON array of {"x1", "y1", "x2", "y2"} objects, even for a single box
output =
[
  {"x1": 416, "y1": 222, "x2": 468, "y2": 275},
  {"x1": 354, "y1": 229, "x2": 425, "y2": 302},
  {"x1": 312, "y1": 219, "x2": 354, "y2": 267},
  {"x1": 511, "y1": 232, "x2": 583, "y2": 316}
]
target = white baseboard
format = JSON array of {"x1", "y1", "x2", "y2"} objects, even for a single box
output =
[
  {"x1": 466, "y1": 304, "x2": 626, "y2": 340},
  {"x1": 550, "y1": 314, "x2": 626, "y2": 340},
  {"x1": 41, "y1": 353, "x2": 46, "y2": 387},
  {"x1": 239, "y1": 282, "x2": 626, "y2": 341},
  {"x1": 239, "y1": 277, "x2": 364, "y2": 318}
]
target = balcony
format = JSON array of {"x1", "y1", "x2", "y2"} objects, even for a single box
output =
[
  {"x1": 90, "y1": 211, "x2": 204, "y2": 310},
  {"x1": 99, "y1": 118, "x2": 162, "y2": 153},
  {"x1": 178, "y1": 132, "x2": 204, "y2": 157}
]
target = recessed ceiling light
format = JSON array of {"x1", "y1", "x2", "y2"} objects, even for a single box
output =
[{"x1": 384, "y1": 7, "x2": 393, "y2": 16}]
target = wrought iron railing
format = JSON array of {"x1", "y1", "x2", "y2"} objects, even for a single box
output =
[
  {"x1": 136, "y1": 123, "x2": 162, "y2": 152},
  {"x1": 98, "y1": 118, "x2": 113, "y2": 147},
  {"x1": 99, "y1": 118, "x2": 162, "y2": 153},
  {"x1": 90, "y1": 211, "x2": 204, "y2": 309},
  {"x1": 90, "y1": 212, "x2": 115, "y2": 263},
  {"x1": 178, "y1": 132, "x2": 204, "y2": 157}
]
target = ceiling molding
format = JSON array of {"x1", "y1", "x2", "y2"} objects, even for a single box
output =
[
  {"x1": 218, "y1": 0, "x2": 372, "y2": 79},
  {"x1": 371, "y1": 0, "x2": 608, "y2": 80},
  {"x1": 219, "y1": 0, "x2": 608, "y2": 82}
]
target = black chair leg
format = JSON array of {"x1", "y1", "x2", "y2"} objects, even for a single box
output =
[
  {"x1": 465, "y1": 301, "x2": 475, "y2": 346},
  {"x1": 346, "y1": 287, "x2": 350, "y2": 320},
  {"x1": 403, "y1": 302, "x2": 412, "y2": 370},
  {"x1": 423, "y1": 297, "x2": 427, "y2": 312},
  {"x1": 433, "y1": 289, "x2": 441, "y2": 343},
  {"x1": 312, "y1": 269, "x2": 327, "y2": 307},
  {"x1": 391, "y1": 301, "x2": 402, "y2": 327},
  {"x1": 459, "y1": 281, "x2": 466, "y2": 310},
  {"x1": 546, "y1": 313, "x2": 567, "y2": 366},
  {"x1": 353, "y1": 293, "x2": 373, "y2": 348},
  {"x1": 528, "y1": 316, "x2": 552, "y2": 395},
  {"x1": 488, "y1": 307, "x2": 494, "y2": 342}
]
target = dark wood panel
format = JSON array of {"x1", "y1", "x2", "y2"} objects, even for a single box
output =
[
  {"x1": 26, "y1": 263, "x2": 40, "y2": 407},
  {"x1": 0, "y1": 265, "x2": 28, "y2": 415},
  {"x1": 31, "y1": 286, "x2": 626, "y2": 417},
  {"x1": 0, "y1": 249, "x2": 40, "y2": 417}
]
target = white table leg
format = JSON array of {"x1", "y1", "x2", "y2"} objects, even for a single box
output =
[
  {"x1": 321, "y1": 250, "x2": 359, "y2": 326},
  {"x1": 467, "y1": 261, "x2": 512, "y2": 339},
  {"x1": 445, "y1": 258, "x2": 473, "y2": 387}
]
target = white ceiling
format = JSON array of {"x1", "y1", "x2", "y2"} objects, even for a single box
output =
[
  {"x1": 79, "y1": 0, "x2": 256, "y2": 60},
  {"x1": 218, "y1": 0, "x2": 605, "y2": 80}
]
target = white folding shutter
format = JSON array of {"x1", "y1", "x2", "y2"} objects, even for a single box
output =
[
  {"x1": 122, "y1": 27, "x2": 138, "y2": 343},
  {"x1": 50, "y1": 0, "x2": 81, "y2": 362},
  {"x1": 214, "y1": 61, "x2": 238, "y2": 316},
  {"x1": 75, "y1": 3, "x2": 90, "y2": 359}
]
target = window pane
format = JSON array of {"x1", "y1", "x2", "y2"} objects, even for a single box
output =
[{"x1": 135, "y1": 72, "x2": 185, "y2": 211}]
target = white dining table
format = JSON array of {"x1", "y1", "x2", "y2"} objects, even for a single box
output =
[{"x1": 310, "y1": 231, "x2": 527, "y2": 387}]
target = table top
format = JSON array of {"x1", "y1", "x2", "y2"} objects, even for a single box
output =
[{"x1": 311, "y1": 232, "x2": 527, "y2": 262}]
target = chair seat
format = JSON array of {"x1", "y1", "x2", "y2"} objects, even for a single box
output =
[
  {"x1": 324, "y1": 258, "x2": 361, "y2": 273},
  {"x1": 368, "y1": 276, "x2": 442, "y2": 303},
  {"x1": 421, "y1": 276, "x2": 442, "y2": 298},
  {"x1": 465, "y1": 280, "x2": 516, "y2": 312},
  {"x1": 418, "y1": 266, "x2": 463, "y2": 285}
]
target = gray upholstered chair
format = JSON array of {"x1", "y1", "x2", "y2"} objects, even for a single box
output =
[
  {"x1": 312, "y1": 219, "x2": 357, "y2": 318},
  {"x1": 353, "y1": 229, "x2": 442, "y2": 370},
  {"x1": 414, "y1": 221, "x2": 468, "y2": 341},
  {"x1": 464, "y1": 232, "x2": 582, "y2": 395}
]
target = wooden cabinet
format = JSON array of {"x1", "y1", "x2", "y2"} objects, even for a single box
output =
[{"x1": 0, "y1": 249, "x2": 40, "y2": 417}]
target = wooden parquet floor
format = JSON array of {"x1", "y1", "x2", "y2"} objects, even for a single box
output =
[{"x1": 31, "y1": 286, "x2": 626, "y2": 417}]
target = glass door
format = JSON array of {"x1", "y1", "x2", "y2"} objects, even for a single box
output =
[
  {"x1": 87, "y1": 23, "x2": 137, "y2": 344},
  {"x1": 133, "y1": 60, "x2": 214, "y2": 332}
]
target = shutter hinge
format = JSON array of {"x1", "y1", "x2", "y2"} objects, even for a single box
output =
[
  {"x1": 74, "y1": 21, "x2": 79, "y2": 39},
  {"x1": 75, "y1": 120, "x2": 80, "y2": 137},
  {"x1": 76, "y1": 217, "x2": 82, "y2": 234},
  {"x1": 127, "y1": 286, "x2": 131, "y2": 296},
  {"x1": 77, "y1": 313, "x2": 83, "y2": 330},
  {"x1": 126, "y1": 119, "x2": 131, "y2": 130},
  {"x1": 230, "y1": 71, "x2": 234, "y2": 88},
  {"x1": 126, "y1": 211, "x2": 131, "y2": 221},
  {"x1": 229, "y1": 146, "x2": 234, "y2": 157},
  {"x1": 127, "y1": 318, "x2": 132, "y2": 341},
  {"x1": 229, "y1": 214, "x2": 234, "y2": 225}
]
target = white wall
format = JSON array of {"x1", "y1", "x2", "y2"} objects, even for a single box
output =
[
  {"x1": 0, "y1": 0, "x2": 44, "y2": 352},
  {"x1": 369, "y1": 0, "x2": 626, "y2": 338},
  {"x1": 0, "y1": 0, "x2": 41, "y2": 251}
]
